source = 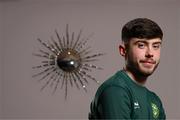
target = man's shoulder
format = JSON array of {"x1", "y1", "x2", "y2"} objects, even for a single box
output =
[
  {"x1": 147, "y1": 89, "x2": 163, "y2": 102},
  {"x1": 95, "y1": 70, "x2": 129, "y2": 97}
]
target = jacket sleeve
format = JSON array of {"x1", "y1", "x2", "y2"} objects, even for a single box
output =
[{"x1": 97, "y1": 86, "x2": 132, "y2": 119}]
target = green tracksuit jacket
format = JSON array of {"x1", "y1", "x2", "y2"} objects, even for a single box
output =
[{"x1": 89, "y1": 70, "x2": 166, "y2": 119}]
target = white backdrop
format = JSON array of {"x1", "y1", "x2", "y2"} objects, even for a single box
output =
[{"x1": 0, "y1": 0, "x2": 180, "y2": 119}]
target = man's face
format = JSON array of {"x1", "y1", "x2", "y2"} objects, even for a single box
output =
[{"x1": 125, "y1": 38, "x2": 162, "y2": 77}]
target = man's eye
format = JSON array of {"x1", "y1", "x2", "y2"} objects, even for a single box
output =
[
  {"x1": 138, "y1": 43, "x2": 145, "y2": 48},
  {"x1": 153, "y1": 44, "x2": 161, "y2": 49}
]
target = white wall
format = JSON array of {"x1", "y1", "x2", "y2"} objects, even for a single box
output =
[{"x1": 1, "y1": 0, "x2": 180, "y2": 119}]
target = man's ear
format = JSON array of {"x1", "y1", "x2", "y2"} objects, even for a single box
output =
[{"x1": 119, "y1": 44, "x2": 126, "y2": 57}]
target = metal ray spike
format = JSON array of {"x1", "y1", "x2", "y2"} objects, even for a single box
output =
[
  {"x1": 79, "y1": 46, "x2": 92, "y2": 55},
  {"x1": 48, "y1": 39, "x2": 59, "y2": 54},
  {"x1": 69, "y1": 32, "x2": 75, "y2": 49},
  {"x1": 52, "y1": 73, "x2": 62, "y2": 95},
  {"x1": 50, "y1": 72, "x2": 62, "y2": 88},
  {"x1": 82, "y1": 53, "x2": 105, "y2": 60},
  {"x1": 74, "y1": 72, "x2": 87, "y2": 92},
  {"x1": 32, "y1": 66, "x2": 54, "y2": 78},
  {"x1": 55, "y1": 29, "x2": 64, "y2": 49},
  {"x1": 82, "y1": 59, "x2": 98, "y2": 63},
  {"x1": 61, "y1": 73, "x2": 66, "y2": 89},
  {"x1": 62, "y1": 36, "x2": 66, "y2": 48},
  {"x1": 68, "y1": 73, "x2": 73, "y2": 87},
  {"x1": 39, "y1": 49, "x2": 50, "y2": 56},
  {"x1": 71, "y1": 72, "x2": 80, "y2": 89},
  {"x1": 72, "y1": 29, "x2": 83, "y2": 49},
  {"x1": 66, "y1": 24, "x2": 70, "y2": 49},
  {"x1": 81, "y1": 66, "x2": 92, "y2": 72},
  {"x1": 37, "y1": 38, "x2": 57, "y2": 55},
  {"x1": 65, "y1": 75, "x2": 68, "y2": 100},
  {"x1": 32, "y1": 64, "x2": 52, "y2": 69},
  {"x1": 51, "y1": 36, "x2": 62, "y2": 52},
  {"x1": 38, "y1": 67, "x2": 57, "y2": 82},
  {"x1": 79, "y1": 70, "x2": 100, "y2": 84},
  {"x1": 48, "y1": 72, "x2": 59, "y2": 89},
  {"x1": 32, "y1": 53, "x2": 49, "y2": 59},
  {"x1": 82, "y1": 63, "x2": 103, "y2": 70},
  {"x1": 77, "y1": 70, "x2": 89, "y2": 84},
  {"x1": 76, "y1": 33, "x2": 94, "y2": 51},
  {"x1": 40, "y1": 72, "x2": 57, "y2": 91}
]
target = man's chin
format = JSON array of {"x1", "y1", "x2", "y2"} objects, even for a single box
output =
[
  {"x1": 140, "y1": 62, "x2": 159, "y2": 76},
  {"x1": 140, "y1": 68, "x2": 155, "y2": 77}
]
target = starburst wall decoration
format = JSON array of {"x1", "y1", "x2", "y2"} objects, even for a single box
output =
[{"x1": 32, "y1": 25, "x2": 104, "y2": 99}]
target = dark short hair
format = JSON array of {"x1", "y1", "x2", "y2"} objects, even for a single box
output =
[{"x1": 121, "y1": 18, "x2": 163, "y2": 43}]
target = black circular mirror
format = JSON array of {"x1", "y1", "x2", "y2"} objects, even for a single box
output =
[
  {"x1": 33, "y1": 25, "x2": 104, "y2": 99},
  {"x1": 56, "y1": 49, "x2": 81, "y2": 72}
]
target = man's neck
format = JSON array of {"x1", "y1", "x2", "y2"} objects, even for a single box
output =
[{"x1": 124, "y1": 68, "x2": 147, "y2": 86}]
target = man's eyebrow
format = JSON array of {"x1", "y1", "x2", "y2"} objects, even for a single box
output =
[
  {"x1": 152, "y1": 41, "x2": 162, "y2": 44},
  {"x1": 134, "y1": 40, "x2": 148, "y2": 44},
  {"x1": 134, "y1": 40, "x2": 162, "y2": 44}
]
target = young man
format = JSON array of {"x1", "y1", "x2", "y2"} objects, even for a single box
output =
[{"x1": 89, "y1": 18, "x2": 166, "y2": 119}]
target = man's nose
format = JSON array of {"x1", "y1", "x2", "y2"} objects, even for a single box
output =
[{"x1": 145, "y1": 48, "x2": 153, "y2": 58}]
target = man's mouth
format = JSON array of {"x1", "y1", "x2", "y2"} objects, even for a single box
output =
[
  {"x1": 140, "y1": 60, "x2": 156, "y2": 68},
  {"x1": 140, "y1": 60, "x2": 156, "y2": 65}
]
